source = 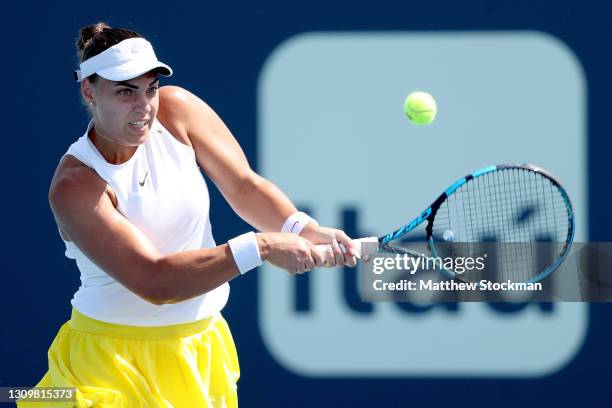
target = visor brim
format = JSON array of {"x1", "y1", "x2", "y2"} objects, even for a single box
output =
[{"x1": 97, "y1": 60, "x2": 173, "y2": 82}]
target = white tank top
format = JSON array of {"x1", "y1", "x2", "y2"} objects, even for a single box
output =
[{"x1": 62, "y1": 119, "x2": 229, "y2": 326}]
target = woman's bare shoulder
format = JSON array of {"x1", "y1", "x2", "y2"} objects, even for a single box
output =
[
  {"x1": 157, "y1": 86, "x2": 197, "y2": 148},
  {"x1": 49, "y1": 155, "x2": 118, "y2": 241}
]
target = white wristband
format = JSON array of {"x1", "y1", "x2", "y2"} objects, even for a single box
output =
[
  {"x1": 281, "y1": 211, "x2": 319, "y2": 235},
  {"x1": 228, "y1": 232, "x2": 263, "y2": 275}
]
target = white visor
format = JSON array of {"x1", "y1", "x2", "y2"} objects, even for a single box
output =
[{"x1": 75, "y1": 38, "x2": 173, "y2": 82}]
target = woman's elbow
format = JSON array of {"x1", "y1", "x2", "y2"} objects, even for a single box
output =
[{"x1": 129, "y1": 261, "x2": 176, "y2": 305}]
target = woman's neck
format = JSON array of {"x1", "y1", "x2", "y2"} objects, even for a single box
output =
[{"x1": 88, "y1": 125, "x2": 138, "y2": 164}]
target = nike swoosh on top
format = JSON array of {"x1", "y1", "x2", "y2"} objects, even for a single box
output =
[{"x1": 139, "y1": 171, "x2": 149, "y2": 187}]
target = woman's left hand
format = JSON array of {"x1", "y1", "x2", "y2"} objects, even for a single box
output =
[{"x1": 299, "y1": 223, "x2": 357, "y2": 268}]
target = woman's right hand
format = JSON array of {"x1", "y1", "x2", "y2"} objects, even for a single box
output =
[{"x1": 256, "y1": 232, "x2": 329, "y2": 275}]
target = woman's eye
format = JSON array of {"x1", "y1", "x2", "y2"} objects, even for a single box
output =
[
  {"x1": 117, "y1": 89, "x2": 132, "y2": 96},
  {"x1": 147, "y1": 86, "x2": 159, "y2": 95}
]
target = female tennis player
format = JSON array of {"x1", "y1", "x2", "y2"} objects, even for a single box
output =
[{"x1": 19, "y1": 23, "x2": 356, "y2": 408}]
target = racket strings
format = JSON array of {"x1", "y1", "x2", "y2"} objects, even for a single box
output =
[
  {"x1": 431, "y1": 168, "x2": 571, "y2": 282},
  {"x1": 436, "y1": 171, "x2": 569, "y2": 241}
]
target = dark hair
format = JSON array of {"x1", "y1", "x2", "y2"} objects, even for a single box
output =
[{"x1": 75, "y1": 22, "x2": 142, "y2": 83}]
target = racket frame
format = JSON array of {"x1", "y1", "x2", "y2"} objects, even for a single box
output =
[{"x1": 376, "y1": 164, "x2": 575, "y2": 283}]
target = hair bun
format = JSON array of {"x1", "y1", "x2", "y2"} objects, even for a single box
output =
[
  {"x1": 75, "y1": 23, "x2": 141, "y2": 65},
  {"x1": 76, "y1": 22, "x2": 111, "y2": 51}
]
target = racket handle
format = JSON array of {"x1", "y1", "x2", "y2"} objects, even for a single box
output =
[{"x1": 314, "y1": 237, "x2": 378, "y2": 260}]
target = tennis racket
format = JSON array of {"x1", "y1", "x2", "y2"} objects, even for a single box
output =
[{"x1": 317, "y1": 164, "x2": 574, "y2": 284}]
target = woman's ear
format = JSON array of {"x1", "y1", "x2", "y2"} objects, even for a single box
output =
[{"x1": 81, "y1": 79, "x2": 95, "y2": 105}]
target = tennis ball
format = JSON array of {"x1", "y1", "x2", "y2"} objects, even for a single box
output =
[{"x1": 403, "y1": 91, "x2": 437, "y2": 125}]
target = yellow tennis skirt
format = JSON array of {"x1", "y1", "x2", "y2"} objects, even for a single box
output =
[{"x1": 18, "y1": 308, "x2": 240, "y2": 408}]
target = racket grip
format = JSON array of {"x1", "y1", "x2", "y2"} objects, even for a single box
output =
[{"x1": 314, "y1": 237, "x2": 378, "y2": 260}]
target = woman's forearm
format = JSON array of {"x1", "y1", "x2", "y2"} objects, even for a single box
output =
[
  {"x1": 226, "y1": 174, "x2": 298, "y2": 233},
  {"x1": 145, "y1": 236, "x2": 275, "y2": 305},
  {"x1": 145, "y1": 244, "x2": 238, "y2": 304}
]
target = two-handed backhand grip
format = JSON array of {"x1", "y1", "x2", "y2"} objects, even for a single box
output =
[{"x1": 313, "y1": 237, "x2": 379, "y2": 260}]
